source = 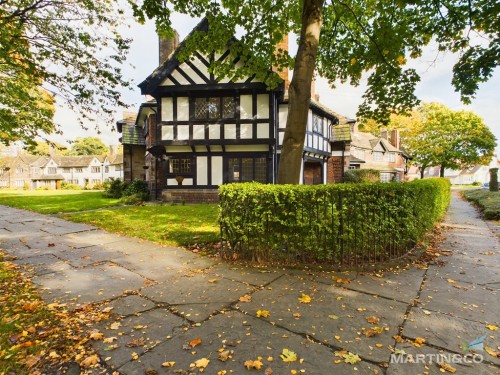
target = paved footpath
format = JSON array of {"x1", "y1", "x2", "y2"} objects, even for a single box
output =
[{"x1": 1, "y1": 192, "x2": 499, "y2": 375}]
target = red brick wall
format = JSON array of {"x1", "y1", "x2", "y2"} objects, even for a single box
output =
[
  {"x1": 162, "y1": 189, "x2": 219, "y2": 204},
  {"x1": 327, "y1": 156, "x2": 346, "y2": 183}
]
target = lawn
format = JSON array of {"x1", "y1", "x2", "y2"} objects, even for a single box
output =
[
  {"x1": 0, "y1": 190, "x2": 121, "y2": 214},
  {"x1": 462, "y1": 189, "x2": 500, "y2": 219},
  {"x1": 62, "y1": 204, "x2": 220, "y2": 246}
]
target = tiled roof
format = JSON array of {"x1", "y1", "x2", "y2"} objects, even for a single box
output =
[
  {"x1": 53, "y1": 156, "x2": 102, "y2": 167},
  {"x1": 331, "y1": 124, "x2": 351, "y2": 142},
  {"x1": 351, "y1": 131, "x2": 401, "y2": 153},
  {"x1": 122, "y1": 125, "x2": 145, "y2": 146},
  {"x1": 108, "y1": 154, "x2": 123, "y2": 164},
  {"x1": 33, "y1": 174, "x2": 65, "y2": 180}
]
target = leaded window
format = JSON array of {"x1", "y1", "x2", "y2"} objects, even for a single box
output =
[
  {"x1": 194, "y1": 97, "x2": 236, "y2": 120},
  {"x1": 227, "y1": 157, "x2": 267, "y2": 183},
  {"x1": 313, "y1": 115, "x2": 323, "y2": 134},
  {"x1": 169, "y1": 158, "x2": 191, "y2": 174}
]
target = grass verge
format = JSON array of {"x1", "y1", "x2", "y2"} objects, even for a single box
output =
[
  {"x1": 0, "y1": 191, "x2": 121, "y2": 214},
  {"x1": 0, "y1": 252, "x2": 110, "y2": 374},
  {"x1": 462, "y1": 189, "x2": 500, "y2": 219},
  {"x1": 62, "y1": 204, "x2": 219, "y2": 247}
]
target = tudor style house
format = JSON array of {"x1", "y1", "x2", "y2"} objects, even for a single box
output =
[{"x1": 125, "y1": 18, "x2": 349, "y2": 202}]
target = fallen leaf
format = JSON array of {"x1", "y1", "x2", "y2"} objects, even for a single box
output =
[
  {"x1": 447, "y1": 279, "x2": 456, "y2": 283},
  {"x1": 298, "y1": 294, "x2": 311, "y2": 304},
  {"x1": 375, "y1": 344, "x2": 383, "y2": 348},
  {"x1": 280, "y1": 349, "x2": 297, "y2": 362},
  {"x1": 437, "y1": 362, "x2": 456, "y2": 373},
  {"x1": 356, "y1": 307, "x2": 367, "y2": 312},
  {"x1": 336, "y1": 278, "x2": 350, "y2": 284},
  {"x1": 81, "y1": 354, "x2": 99, "y2": 367},
  {"x1": 343, "y1": 352, "x2": 361, "y2": 364},
  {"x1": 218, "y1": 350, "x2": 232, "y2": 362},
  {"x1": 256, "y1": 310, "x2": 270, "y2": 318},
  {"x1": 412, "y1": 337, "x2": 426, "y2": 347},
  {"x1": 133, "y1": 325, "x2": 144, "y2": 330},
  {"x1": 393, "y1": 335, "x2": 404, "y2": 343},
  {"x1": 328, "y1": 314, "x2": 339, "y2": 320},
  {"x1": 145, "y1": 369, "x2": 158, "y2": 375},
  {"x1": 102, "y1": 307, "x2": 114, "y2": 313},
  {"x1": 189, "y1": 338, "x2": 202, "y2": 348},
  {"x1": 485, "y1": 346, "x2": 500, "y2": 358},
  {"x1": 486, "y1": 325, "x2": 498, "y2": 331},
  {"x1": 265, "y1": 368, "x2": 273, "y2": 375},
  {"x1": 239, "y1": 295, "x2": 252, "y2": 302},
  {"x1": 293, "y1": 313, "x2": 301, "y2": 318},
  {"x1": 161, "y1": 361, "x2": 175, "y2": 367},
  {"x1": 131, "y1": 352, "x2": 139, "y2": 360},
  {"x1": 208, "y1": 279, "x2": 218, "y2": 283},
  {"x1": 90, "y1": 331, "x2": 104, "y2": 341},
  {"x1": 422, "y1": 310, "x2": 432, "y2": 316},
  {"x1": 126, "y1": 338, "x2": 146, "y2": 347},
  {"x1": 104, "y1": 344, "x2": 120, "y2": 351},
  {"x1": 103, "y1": 336, "x2": 117, "y2": 343},
  {"x1": 365, "y1": 327, "x2": 384, "y2": 337},
  {"x1": 366, "y1": 316, "x2": 380, "y2": 324},
  {"x1": 109, "y1": 322, "x2": 121, "y2": 330},
  {"x1": 194, "y1": 358, "x2": 210, "y2": 369},
  {"x1": 244, "y1": 359, "x2": 263, "y2": 370},
  {"x1": 48, "y1": 351, "x2": 60, "y2": 359},
  {"x1": 24, "y1": 355, "x2": 40, "y2": 368}
]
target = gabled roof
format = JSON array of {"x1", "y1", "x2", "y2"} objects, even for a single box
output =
[
  {"x1": 53, "y1": 156, "x2": 103, "y2": 167},
  {"x1": 122, "y1": 125, "x2": 146, "y2": 146},
  {"x1": 108, "y1": 154, "x2": 123, "y2": 164},
  {"x1": 138, "y1": 18, "x2": 210, "y2": 95},
  {"x1": 459, "y1": 165, "x2": 484, "y2": 176},
  {"x1": 351, "y1": 131, "x2": 402, "y2": 153}
]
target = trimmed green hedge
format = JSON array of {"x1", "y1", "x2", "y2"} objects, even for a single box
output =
[{"x1": 219, "y1": 178, "x2": 450, "y2": 265}]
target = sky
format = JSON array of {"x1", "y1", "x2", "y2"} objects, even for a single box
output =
[{"x1": 51, "y1": 13, "x2": 500, "y2": 152}]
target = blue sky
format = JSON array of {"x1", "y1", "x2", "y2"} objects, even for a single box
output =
[{"x1": 53, "y1": 14, "x2": 500, "y2": 152}]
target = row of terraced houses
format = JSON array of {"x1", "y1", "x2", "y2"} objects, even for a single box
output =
[{"x1": 0, "y1": 154, "x2": 123, "y2": 189}]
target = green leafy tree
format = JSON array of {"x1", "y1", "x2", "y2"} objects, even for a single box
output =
[
  {"x1": 69, "y1": 137, "x2": 108, "y2": 156},
  {"x1": 131, "y1": 0, "x2": 499, "y2": 183},
  {"x1": 386, "y1": 103, "x2": 496, "y2": 177},
  {"x1": 0, "y1": 0, "x2": 131, "y2": 150},
  {"x1": 30, "y1": 141, "x2": 69, "y2": 156}
]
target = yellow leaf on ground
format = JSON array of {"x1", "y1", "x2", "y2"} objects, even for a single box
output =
[
  {"x1": 437, "y1": 362, "x2": 456, "y2": 373},
  {"x1": 447, "y1": 279, "x2": 456, "y2": 283},
  {"x1": 298, "y1": 294, "x2": 311, "y2": 304},
  {"x1": 81, "y1": 354, "x2": 100, "y2": 367},
  {"x1": 244, "y1": 359, "x2": 263, "y2": 370},
  {"x1": 239, "y1": 295, "x2": 252, "y2": 302},
  {"x1": 208, "y1": 279, "x2": 218, "y2": 283},
  {"x1": 343, "y1": 352, "x2": 361, "y2": 364},
  {"x1": 109, "y1": 322, "x2": 121, "y2": 330},
  {"x1": 256, "y1": 310, "x2": 270, "y2": 318},
  {"x1": 485, "y1": 346, "x2": 500, "y2": 358},
  {"x1": 194, "y1": 358, "x2": 210, "y2": 369},
  {"x1": 357, "y1": 307, "x2": 367, "y2": 312},
  {"x1": 486, "y1": 325, "x2": 498, "y2": 331},
  {"x1": 161, "y1": 361, "x2": 175, "y2": 367},
  {"x1": 412, "y1": 337, "x2": 426, "y2": 347},
  {"x1": 336, "y1": 278, "x2": 350, "y2": 284},
  {"x1": 280, "y1": 349, "x2": 297, "y2": 362},
  {"x1": 102, "y1": 307, "x2": 114, "y2": 313},
  {"x1": 218, "y1": 350, "x2": 232, "y2": 362},
  {"x1": 375, "y1": 344, "x2": 384, "y2": 348},
  {"x1": 293, "y1": 313, "x2": 301, "y2": 318},
  {"x1": 103, "y1": 337, "x2": 117, "y2": 343},
  {"x1": 366, "y1": 316, "x2": 380, "y2": 324},
  {"x1": 90, "y1": 331, "x2": 104, "y2": 341}
]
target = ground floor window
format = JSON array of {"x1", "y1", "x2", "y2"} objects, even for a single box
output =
[
  {"x1": 226, "y1": 157, "x2": 267, "y2": 183},
  {"x1": 169, "y1": 158, "x2": 192, "y2": 175},
  {"x1": 380, "y1": 172, "x2": 392, "y2": 182}
]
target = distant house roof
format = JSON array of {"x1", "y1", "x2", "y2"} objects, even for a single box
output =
[
  {"x1": 459, "y1": 165, "x2": 484, "y2": 176},
  {"x1": 351, "y1": 131, "x2": 402, "y2": 153},
  {"x1": 33, "y1": 174, "x2": 65, "y2": 180},
  {"x1": 53, "y1": 156, "x2": 102, "y2": 167},
  {"x1": 349, "y1": 156, "x2": 366, "y2": 164},
  {"x1": 108, "y1": 154, "x2": 123, "y2": 165},
  {"x1": 121, "y1": 125, "x2": 146, "y2": 146}
]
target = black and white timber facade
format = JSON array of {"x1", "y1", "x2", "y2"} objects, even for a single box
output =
[{"x1": 134, "y1": 18, "x2": 340, "y2": 196}]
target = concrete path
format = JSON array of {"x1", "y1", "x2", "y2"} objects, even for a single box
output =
[{"x1": 1, "y1": 192, "x2": 499, "y2": 374}]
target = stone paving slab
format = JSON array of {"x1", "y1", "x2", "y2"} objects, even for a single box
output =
[
  {"x1": 60, "y1": 230, "x2": 125, "y2": 248},
  {"x1": 427, "y1": 259, "x2": 500, "y2": 285},
  {"x1": 93, "y1": 308, "x2": 187, "y2": 371},
  {"x1": 117, "y1": 310, "x2": 382, "y2": 375},
  {"x1": 387, "y1": 342, "x2": 500, "y2": 375},
  {"x1": 419, "y1": 275, "x2": 500, "y2": 324},
  {"x1": 12, "y1": 254, "x2": 73, "y2": 276},
  {"x1": 32, "y1": 262, "x2": 147, "y2": 306},
  {"x1": 103, "y1": 295, "x2": 157, "y2": 317},
  {"x1": 57, "y1": 245, "x2": 127, "y2": 267},
  {"x1": 237, "y1": 274, "x2": 408, "y2": 363},
  {"x1": 206, "y1": 264, "x2": 284, "y2": 287},
  {"x1": 403, "y1": 307, "x2": 500, "y2": 366}
]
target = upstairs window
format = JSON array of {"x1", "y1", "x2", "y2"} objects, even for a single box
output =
[
  {"x1": 91, "y1": 166, "x2": 101, "y2": 173},
  {"x1": 194, "y1": 97, "x2": 236, "y2": 120},
  {"x1": 16, "y1": 167, "x2": 24, "y2": 173},
  {"x1": 373, "y1": 152, "x2": 383, "y2": 162},
  {"x1": 48, "y1": 167, "x2": 57, "y2": 174},
  {"x1": 75, "y1": 168, "x2": 83, "y2": 173},
  {"x1": 313, "y1": 115, "x2": 324, "y2": 134}
]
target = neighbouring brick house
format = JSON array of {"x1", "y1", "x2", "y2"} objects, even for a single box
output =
[
  {"x1": 330, "y1": 125, "x2": 408, "y2": 182},
  {"x1": 121, "y1": 18, "x2": 356, "y2": 203}
]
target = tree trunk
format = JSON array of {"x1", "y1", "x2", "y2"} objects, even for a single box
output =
[
  {"x1": 277, "y1": 0, "x2": 324, "y2": 184},
  {"x1": 440, "y1": 166, "x2": 445, "y2": 177},
  {"x1": 420, "y1": 165, "x2": 426, "y2": 179}
]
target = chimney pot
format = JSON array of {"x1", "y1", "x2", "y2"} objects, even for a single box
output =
[{"x1": 159, "y1": 31, "x2": 179, "y2": 65}]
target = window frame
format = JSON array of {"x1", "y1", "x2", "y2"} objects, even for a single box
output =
[
  {"x1": 168, "y1": 157, "x2": 192, "y2": 176},
  {"x1": 225, "y1": 156, "x2": 267, "y2": 184},
  {"x1": 193, "y1": 96, "x2": 237, "y2": 120}
]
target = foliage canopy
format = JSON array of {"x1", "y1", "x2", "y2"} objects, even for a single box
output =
[{"x1": 0, "y1": 0, "x2": 131, "y2": 150}]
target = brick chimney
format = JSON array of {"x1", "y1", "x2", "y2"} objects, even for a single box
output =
[
  {"x1": 159, "y1": 30, "x2": 179, "y2": 65},
  {"x1": 390, "y1": 129, "x2": 400, "y2": 149},
  {"x1": 380, "y1": 129, "x2": 388, "y2": 140},
  {"x1": 274, "y1": 34, "x2": 289, "y2": 93}
]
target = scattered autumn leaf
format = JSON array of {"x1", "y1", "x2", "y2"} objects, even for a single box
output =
[
  {"x1": 162, "y1": 361, "x2": 176, "y2": 367},
  {"x1": 189, "y1": 338, "x2": 202, "y2": 348},
  {"x1": 265, "y1": 368, "x2": 273, "y2": 375},
  {"x1": 109, "y1": 322, "x2": 121, "y2": 330},
  {"x1": 485, "y1": 346, "x2": 500, "y2": 358},
  {"x1": 366, "y1": 316, "x2": 380, "y2": 324},
  {"x1": 328, "y1": 314, "x2": 339, "y2": 320},
  {"x1": 336, "y1": 278, "x2": 350, "y2": 284},
  {"x1": 411, "y1": 337, "x2": 426, "y2": 347},
  {"x1": 375, "y1": 344, "x2": 384, "y2": 348},
  {"x1": 447, "y1": 279, "x2": 456, "y2": 283},
  {"x1": 343, "y1": 352, "x2": 361, "y2": 364},
  {"x1": 365, "y1": 327, "x2": 384, "y2": 337},
  {"x1": 486, "y1": 325, "x2": 498, "y2": 331},
  {"x1": 437, "y1": 362, "x2": 456, "y2": 373},
  {"x1": 24, "y1": 355, "x2": 40, "y2": 368},
  {"x1": 239, "y1": 295, "x2": 252, "y2": 302},
  {"x1": 208, "y1": 279, "x2": 218, "y2": 283},
  {"x1": 393, "y1": 335, "x2": 404, "y2": 343},
  {"x1": 145, "y1": 369, "x2": 159, "y2": 375},
  {"x1": 356, "y1": 307, "x2": 367, "y2": 312},
  {"x1": 244, "y1": 359, "x2": 263, "y2": 370},
  {"x1": 89, "y1": 331, "x2": 104, "y2": 341},
  {"x1": 293, "y1": 313, "x2": 301, "y2": 318},
  {"x1": 193, "y1": 358, "x2": 210, "y2": 369},
  {"x1": 218, "y1": 350, "x2": 232, "y2": 362},
  {"x1": 101, "y1": 307, "x2": 113, "y2": 313},
  {"x1": 280, "y1": 349, "x2": 297, "y2": 362},
  {"x1": 103, "y1": 336, "x2": 117, "y2": 343},
  {"x1": 133, "y1": 325, "x2": 144, "y2": 330},
  {"x1": 256, "y1": 309, "x2": 270, "y2": 318},
  {"x1": 298, "y1": 294, "x2": 311, "y2": 304},
  {"x1": 126, "y1": 337, "x2": 146, "y2": 347},
  {"x1": 81, "y1": 354, "x2": 99, "y2": 367},
  {"x1": 131, "y1": 352, "x2": 139, "y2": 360}
]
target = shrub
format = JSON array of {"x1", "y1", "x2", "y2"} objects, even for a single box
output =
[
  {"x1": 219, "y1": 178, "x2": 450, "y2": 265},
  {"x1": 344, "y1": 169, "x2": 380, "y2": 183},
  {"x1": 472, "y1": 181, "x2": 482, "y2": 186},
  {"x1": 124, "y1": 179, "x2": 150, "y2": 201},
  {"x1": 103, "y1": 178, "x2": 126, "y2": 198},
  {"x1": 489, "y1": 168, "x2": 498, "y2": 192},
  {"x1": 23, "y1": 182, "x2": 30, "y2": 190},
  {"x1": 61, "y1": 181, "x2": 82, "y2": 190}
]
